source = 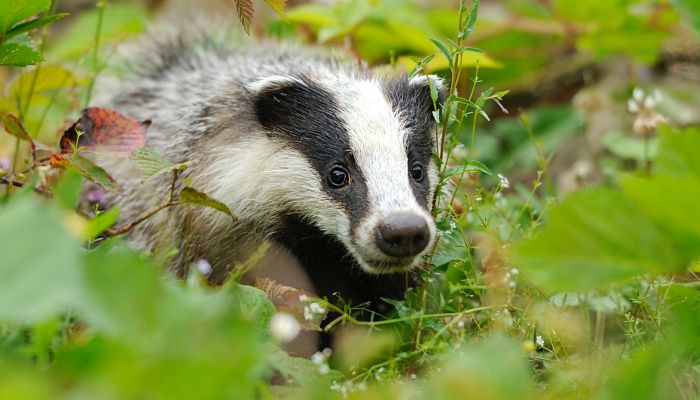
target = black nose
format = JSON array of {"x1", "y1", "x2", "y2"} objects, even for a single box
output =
[{"x1": 375, "y1": 212, "x2": 431, "y2": 257}]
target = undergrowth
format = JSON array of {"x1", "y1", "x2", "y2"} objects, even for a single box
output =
[{"x1": 1, "y1": 0, "x2": 699, "y2": 399}]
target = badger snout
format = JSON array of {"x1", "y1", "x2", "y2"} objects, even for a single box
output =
[{"x1": 375, "y1": 212, "x2": 431, "y2": 257}]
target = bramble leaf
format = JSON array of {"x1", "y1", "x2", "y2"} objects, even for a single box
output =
[
  {"x1": 130, "y1": 147, "x2": 189, "y2": 182},
  {"x1": 0, "y1": 33, "x2": 42, "y2": 66},
  {"x1": 179, "y1": 187, "x2": 235, "y2": 219}
]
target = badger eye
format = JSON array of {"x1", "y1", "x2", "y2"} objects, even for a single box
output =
[
  {"x1": 328, "y1": 166, "x2": 349, "y2": 188},
  {"x1": 411, "y1": 162, "x2": 424, "y2": 182}
]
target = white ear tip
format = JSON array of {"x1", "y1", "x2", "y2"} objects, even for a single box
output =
[
  {"x1": 409, "y1": 74, "x2": 445, "y2": 91},
  {"x1": 244, "y1": 75, "x2": 304, "y2": 93}
]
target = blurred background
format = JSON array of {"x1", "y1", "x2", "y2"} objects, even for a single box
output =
[{"x1": 2, "y1": 0, "x2": 699, "y2": 196}]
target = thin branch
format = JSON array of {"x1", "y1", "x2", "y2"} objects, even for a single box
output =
[{"x1": 105, "y1": 200, "x2": 182, "y2": 237}]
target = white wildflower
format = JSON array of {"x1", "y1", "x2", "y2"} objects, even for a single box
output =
[
  {"x1": 269, "y1": 312, "x2": 301, "y2": 343},
  {"x1": 299, "y1": 294, "x2": 308, "y2": 302},
  {"x1": 633, "y1": 87, "x2": 645, "y2": 102},
  {"x1": 498, "y1": 173, "x2": 510, "y2": 189},
  {"x1": 195, "y1": 259, "x2": 212, "y2": 275},
  {"x1": 536, "y1": 335, "x2": 545, "y2": 348},
  {"x1": 510, "y1": 267, "x2": 519, "y2": 275},
  {"x1": 627, "y1": 99, "x2": 640, "y2": 113},
  {"x1": 311, "y1": 351, "x2": 326, "y2": 365},
  {"x1": 410, "y1": 373, "x2": 417, "y2": 380}
]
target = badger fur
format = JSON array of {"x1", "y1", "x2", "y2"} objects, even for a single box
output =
[{"x1": 93, "y1": 34, "x2": 446, "y2": 312}]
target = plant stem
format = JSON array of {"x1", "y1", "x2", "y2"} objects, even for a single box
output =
[{"x1": 84, "y1": 0, "x2": 108, "y2": 108}]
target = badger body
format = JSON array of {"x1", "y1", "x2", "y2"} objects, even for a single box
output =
[{"x1": 94, "y1": 35, "x2": 444, "y2": 310}]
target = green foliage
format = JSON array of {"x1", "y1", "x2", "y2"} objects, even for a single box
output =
[
  {"x1": 515, "y1": 127, "x2": 700, "y2": 291},
  {"x1": 179, "y1": 187, "x2": 236, "y2": 219},
  {"x1": 1, "y1": 0, "x2": 699, "y2": 399},
  {"x1": 0, "y1": 0, "x2": 65, "y2": 66},
  {"x1": 130, "y1": 147, "x2": 190, "y2": 182}
]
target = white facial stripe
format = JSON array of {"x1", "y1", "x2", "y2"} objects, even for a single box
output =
[
  {"x1": 333, "y1": 79, "x2": 435, "y2": 270},
  {"x1": 338, "y1": 80, "x2": 422, "y2": 214},
  {"x1": 193, "y1": 135, "x2": 350, "y2": 237}
]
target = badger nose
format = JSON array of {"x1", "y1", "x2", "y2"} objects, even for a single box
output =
[{"x1": 375, "y1": 212, "x2": 430, "y2": 257}]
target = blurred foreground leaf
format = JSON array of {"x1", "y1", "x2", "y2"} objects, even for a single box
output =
[
  {"x1": 0, "y1": 196, "x2": 82, "y2": 322},
  {"x1": 515, "y1": 127, "x2": 700, "y2": 291}
]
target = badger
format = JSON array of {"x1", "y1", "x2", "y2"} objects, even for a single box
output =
[{"x1": 91, "y1": 33, "x2": 446, "y2": 313}]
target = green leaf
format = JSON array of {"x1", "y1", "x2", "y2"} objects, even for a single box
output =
[
  {"x1": 460, "y1": 0, "x2": 479, "y2": 40},
  {"x1": 429, "y1": 38, "x2": 453, "y2": 69},
  {"x1": 130, "y1": 147, "x2": 189, "y2": 181},
  {"x1": 429, "y1": 336, "x2": 534, "y2": 399},
  {"x1": 623, "y1": 176, "x2": 700, "y2": 261},
  {"x1": 286, "y1": 4, "x2": 338, "y2": 27},
  {"x1": 6, "y1": 65, "x2": 77, "y2": 106},
  {"x1": 0, "y1": 196, "x2": 83, "y2": 323},
  {"x1": 82, "y1": 248, "x2": 167, "y2": 337},
  {"x1": 0, "y1": 0, "x2": 50, "y2": 34},
  {"x1": 53, "y1": 167, "x2": 83, "y2": 210},
  {"x1": 655, "y1": 125, "x2": 700, "y2": 177},
  {"x1": 0, "y1": 33, "x2": 42, "y2": 66},
  {"x1": 514, "y1": 189, "x2": 678, "y2": 291},
  {"x1": 179, "y1": 187, "x2": 235, "y2": 219},
  {"x1": 602, "y1": 132, "x2": 658, "y2": 162},
  {"x1": 85, "y1": 207, "x2": 120, "y2": 240},
  {"x1": 3, "y1": 14, "x2": 67, "y2": 41},
  {"x1": 48, "y1": 4, "x2": 147, "y2": 61},
  {"x1": 53, "y1": 154, "x2": 120, "y2": 193},
  {"x1": 228, "y1": 283, "x2": 276, "y2": 340},
  {"x1": 2, "y1": 113, "x2": 32, "y2": 142},
  {"x1": 669, "y1": 0, "x2": 700, "y2": 40},
  {"x1": 466, "y1": 159, "x2": 493, "y2": 175}
]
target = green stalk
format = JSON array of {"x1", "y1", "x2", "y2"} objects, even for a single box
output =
[{"x1": 83, "y1": 0, "x2": 108, "y2": 108}]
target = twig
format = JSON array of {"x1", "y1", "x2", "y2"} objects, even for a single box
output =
[
  {"x1": 0, "y1": 177, "x2": 52, "y2": 197},
  {"x1": 105, "y1": 200, "x2": 182, "y2": 236}
]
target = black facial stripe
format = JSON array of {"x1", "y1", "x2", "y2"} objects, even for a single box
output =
[
  {"x1": 252, "y1": 77, "x2": 370, "y2": 228},
  {"x1": 382, "y1": 77, "x2": 443, "y2": 208}
]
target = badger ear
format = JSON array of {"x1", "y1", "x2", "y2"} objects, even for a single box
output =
[
  {"x1": 409, "y1": 74, "x2": 448, "y2": 109},
  {"x1": 244, "y1": 75, "x2": 304, "y2": 94},
  {"x1": 247, "y1": 75, "x2": 338, "y2": 136}
]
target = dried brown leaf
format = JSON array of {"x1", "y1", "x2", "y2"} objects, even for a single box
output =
[{"x1": 233, "y1": 0, "x2": 254, "y2": 35}]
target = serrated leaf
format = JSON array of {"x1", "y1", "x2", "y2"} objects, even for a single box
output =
[
  {"x1": 264, "y1": 0, "x2": 286, "y2": 19},
  {"x1": 234, "y1": 0, "x2": 254, "y2": 35},
  {"x1": 0, "y1": 0, "x2": 51, "y2": 34},
  {"x1": 0, "y1": 33, "x2": 42, "y2": 66},
  {"x1": 130, "y1": 147, "x2": 188, "y2": 181},
  {"x1": 179, "y1": 187, "x2": 235, "y2": 219},
  {"x1": 3, "y1": 14, "x2": 67, "y2": 41},
  {"x1": 51, "y1": 154, "x2": 120, "y2": 193}
]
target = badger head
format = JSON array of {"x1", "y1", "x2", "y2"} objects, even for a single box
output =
[{"x1": 239, "y1": 72, "x2": 446, "y2": 275}]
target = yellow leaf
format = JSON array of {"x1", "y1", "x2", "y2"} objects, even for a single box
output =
[
  {"x1": 264, "y1": 0, "x2": 287, "y2": 19},
  {"x1": 397, "y1": 52, "x2": 502, "y2": 73}
]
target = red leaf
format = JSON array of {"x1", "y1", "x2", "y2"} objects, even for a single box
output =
[{"x1": 60, "y1": 108, "x2": 150, "y2": 154}]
